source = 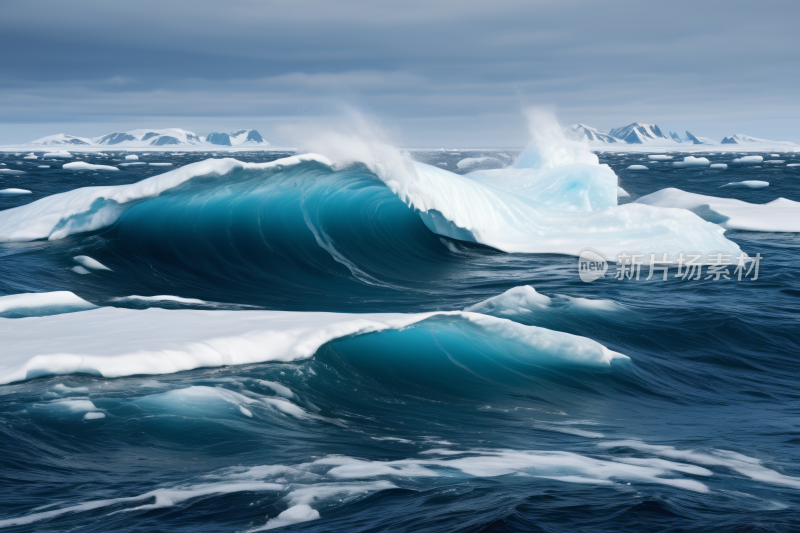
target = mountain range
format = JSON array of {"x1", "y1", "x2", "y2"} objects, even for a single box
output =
[
  {"x1": 568, "y1": 123, "x2": 795, "y2": 146},
  {"x1": 29, "y1": 128, "x2": 269, "y2": 147}
]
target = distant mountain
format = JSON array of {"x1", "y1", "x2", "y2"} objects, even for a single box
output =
[
  {"x1": 29, "y1": 128, "x2": 269, "y2": 147},
  {"x1": 669, "y1": 132, "x2": 683, "y2": 143},
  {"x1": 566, "y1": 124, "x2": 622, "y2": 144},
  {"x1": 685, "y1": 131, "x2": 715, "y2": 145},
  {"x1": 30, "y1": 134, "x2": 93, "y2": 146},
  {"x1": 721, "y1": 134, "x2": 795, "y2": 146},
  {"x1": 609, "y1": 123, "x2": 672, "y2": 144},
  {"x1": 204, "y1": 129, "x2": 268, "y2": 146}
]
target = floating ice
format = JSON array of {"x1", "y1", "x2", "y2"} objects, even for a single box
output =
[
  {"x1": 0, "y1": 169, "x2": 25, "y2": 174},
  {"x1": 764, "y1": 160, "x2": 785, "y2": 164},
  {"x1": 617, "y1": 186, "x2": 630, "y2": 197},
  {"x1": 119, "y1": 162, "x2": 146, "y2": 166},
  {"x1": 149, "y1": 163, "x2": 173, "y2": 166},
  {"x1": 38, "y1": 165, "x2": 50, "y2": 168},
  {"x1": 710, "y1": 163, "x2": 728, "y2": 169},
  {"x1": 788, "y1": 164, "x2": 800, "y2": 167},
  {"x1": 0, "y1": 307, "x2": 627, "y2": 384},
  {"x1": 0, "y1": 291, "x2": 97, "y2": 319},
  {"x1": 721, "y1": 181, "x2": 769, "y2": 188},
  {"x1": 636, "y1": 188, "x2": 800, "y2": 232},
  {"x1": 672, "y1": 156, "x2": 710, "y2": 168},
  {"x1": 73, "y1": 255, "x2": 112, "y2": 271},
  {"x1": 71, "y1": 266, "x2": 91, "y2": 275},
  {"x1": 111, "y1": 295, "x2": 206, "y2": 305},
  {"x1": 125, "y1": 154, "x2": 139, "y2": 160},
  {"x1": 770, "y1": 154, "x2": 780, "y2": 157},
  {"x1": 83, "y1": 412, "x2": 106, "y2": 420},
  {"x1": 23, "y1": 153, "x2": 38, "y2": 160},
  {"x1": 464, "y1": 286, "x2": 551, "y2": 316},
  {"x1": 42, "y1": 151, "x2": 72, "y2": 158},
  {"x1": 63, "y1": 162, "x2": 119, "y2": 171},
  {"x1": 732, "y1": 155, "x2": 763, "y2": 164},
  {"x1": 626, "y1": 165, "x2": 648, "y2": 170},
  {"x1": 647, "y1": 155, "x2": 672, "y2": 160},
  {"x1": 0, "y1": 188, "x2": 31, "y2": 196}
]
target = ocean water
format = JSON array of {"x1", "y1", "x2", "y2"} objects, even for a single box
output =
[{"x1": 1, "y1": 148, "x2": 799, "y2": 532}]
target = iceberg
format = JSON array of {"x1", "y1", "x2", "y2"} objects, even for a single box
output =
[
  {"x1": 0, "y1": 169, "x2": 25, "y2": 174},
  {"x1": 710, "y1": 164, "x2": 728, "y2": 169},
  {"x1": 647, "y1": 155, "x2": 673, "y2": 160},
  {"x1": 636, "y1": 188, "x2": 800, "y2": 232},
  {"x1": 626, "y1": 165, "x2": 648, "y2": 170},
  {"x1": 125, "y1": 154, "x2": 139, "y2": 160}
]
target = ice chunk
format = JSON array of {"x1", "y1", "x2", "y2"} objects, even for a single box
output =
[
  {"x1": 23, "y1": 153, "x2": 38, "y2": 160},
  {"x1": 788, "y1": 164, "x2": 800, "y2": 167},
  {"x1": 647, "y1": 155, "x2": 672, "y2": 160},
  {"x1": 111, "y1": 295, "x2": 207, "y2": 305},
  {"x1": 770, "y1": 154, "x2": 780, "y2": 157},
  {"x1": 148, "y1": 163, "x2": 173, "y2": 166},
  {"x1": 42, "y1": 151, "x2": 72, "y2": 158},
  {"x1": 71, "y1": 266, "x2": 91, "y2": 275},
  {"x1": 672, "y1": 156, "x2": 710, "y2": 168},
  {"x1": 0, "y1": 188, "x2": 31, "y2": 196},
  {"x1": 764, "y1": 160, "x2": 784, "y2": 164},
  {"x1": 125, "y1": 154, "x2": 139, "y2": 160},
  {"x1": 732, "y1": 155, "x2": 763, "y2": 164},
  {"x1": 73, "y1": 255, "x2": 112, "y2": 271},
  {"x1": 83, "y1": 412, "x2": 106, "y2": 420},
  {"x1": 720, "y1": 181, "x2": 768, "y2": 189},
  {"x1": 0, "y1": 291, "x2": 97, "y2": 318},
  {"x1": 626, "y1": 165, "x2": 648, "y2": 170},
  {"x1": 636, "y1": 188, "x2": 800, "y2": 232},
  {"x1": 710, "y1": 164, "x2": 727, "y2": 169},
  {"x1": 0, "y1": 169, "x2": 25, "y2": 174},
  {"x1": 119, "y1": 162, "x2": 146, "y2": 166},
  {"x1": 63, "y1": 162, "x2": 119, "y2": 171},
  {"x1": 38, "y1": 165, "x2": 50, "y2": 168},
  {"x1": 0, "y1": 307, "x2": 628, "y2": 384},
  {"x1": 617, "y1": 186, "x2": 630, "y2": 197},
  {"x1": 464, "y1": 286, "x2": 552, "y2": 316}
]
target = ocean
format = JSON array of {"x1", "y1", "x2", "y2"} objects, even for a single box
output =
[{"x1": 1, "y1": 146, "x2": 799, "y2": 532}]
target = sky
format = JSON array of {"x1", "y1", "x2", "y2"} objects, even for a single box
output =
[{"x1": 1, "y1": 0, "x2": 798, "y2": 147}]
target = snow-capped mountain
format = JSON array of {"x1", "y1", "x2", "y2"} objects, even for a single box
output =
[
  {"x1": 608, "y1": 123, "x2": 672, "y2": 144},
  {"x1": 204, "y1": 129, "x2": 269, "y2": 146},
  {"x1": 685, "y1": 131, "x2": 715, "y2": 145},
  {"x1": 566, "y1": 124, "x2": 622, "y2": 144},
  {"x1": 29, "y1": 128, "x2": 269, "y2": 148},
  {"x1": 669, "y1": 132, "x2": 684, "y2": 143},
  {"x1": 30, "y1": 134, "x2": 93, "y2": 146},
  {"x1": 721, "y1": 134, "x2": 795, "y2": 146}
]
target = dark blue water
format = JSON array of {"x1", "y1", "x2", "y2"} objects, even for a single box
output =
[{"x1": 1, "y1": 149, "x2": 799, "y2": 532}]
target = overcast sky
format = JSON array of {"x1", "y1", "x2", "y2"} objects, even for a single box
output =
[{"x1": 1, "y1": 0, "x2": 798, "y2": 146}]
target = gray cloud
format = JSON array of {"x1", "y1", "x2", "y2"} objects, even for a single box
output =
[{"x1": 1, "y1": 0, "x2": 798, "y2": 145}]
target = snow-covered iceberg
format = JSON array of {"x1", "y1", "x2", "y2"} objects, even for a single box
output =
[
  {"x1": 636, "y1": 188, "x2": 800, "y2": 232},
  {"x1": 0, "y1": 291, "x2": 97, "y2": 319}
]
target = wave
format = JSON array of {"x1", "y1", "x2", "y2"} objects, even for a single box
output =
[
  {"x1": 0, "y1": 148, "x2": 740, "y2": 262},
  {"x1": 0, "y1": 306, "x2": 627, "y2": 384}
]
